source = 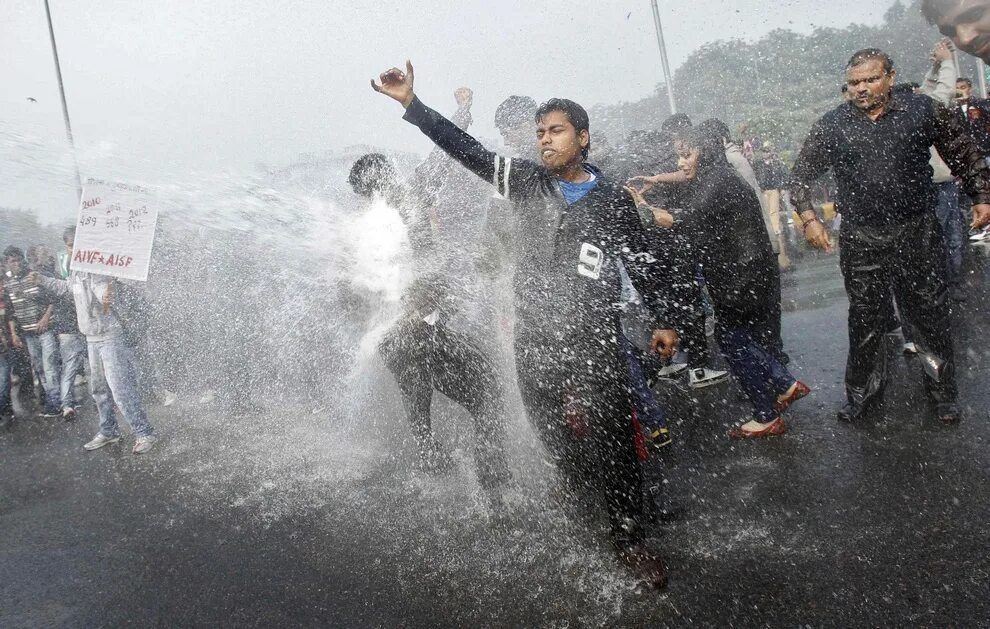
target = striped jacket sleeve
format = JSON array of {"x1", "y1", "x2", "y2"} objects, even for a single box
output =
[{"x1": 402, "y1": 96, "x2": 528, "y2": 201}]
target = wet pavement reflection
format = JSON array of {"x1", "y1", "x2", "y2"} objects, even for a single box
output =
[{"x1": 2, "y1": 242, "x2": 989, "y2": 626}]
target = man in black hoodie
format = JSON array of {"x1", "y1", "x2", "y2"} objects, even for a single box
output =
[{"x1": 370, "y1": 61, "x2": 679, "y2": 589}]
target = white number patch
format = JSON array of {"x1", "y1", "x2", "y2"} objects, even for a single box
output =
[{"x1": 577, "y1": 243, "x2": 603, "y2": 280}]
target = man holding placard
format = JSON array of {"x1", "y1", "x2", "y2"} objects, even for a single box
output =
[
  {"x1": 34, "y1": 259, "x2": 156, "y2": 454},
  {"x1": 30, "y1": 181, "x2": 160, "y2": 454}
]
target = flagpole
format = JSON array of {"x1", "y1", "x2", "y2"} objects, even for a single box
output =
[
  {"x1": 650, "y1": 0, "x2": 678, "y2": 115},
  {"x1": 43, "y1": 0, "x2": 82, "y2": 200}
]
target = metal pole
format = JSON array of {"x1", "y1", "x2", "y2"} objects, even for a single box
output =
[
  {"x1": 650, "y1": 0, "x2": 677, "y2": 115},
  {"x1": 978, "y1": 58, "x2": 988, "y2": 99},
  {"x1": 43, "y1": 0, "x2": 82, "y2": 200}
]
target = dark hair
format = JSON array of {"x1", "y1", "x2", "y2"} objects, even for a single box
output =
[
  {"x1": 958, "y1": 77, "x2": 973, "y2": 86},
  {"x1": 846, "y1": 48, "x2": 894, "y2": 74},
  {"x1": 660, "y1": 113, "x2": 692, "y2": 133},
  {"x1": 535, "y1": 98, "x2": 591, "y2": 158},
  {"x1": 348, "y1": 153, "x2": 398, "y2": 197},
  {"x1": 63, "y1": 226, "x2": 76, "y2": 243},
  {"x1": 675, "y1": 127, "x2": 729, "y2": 174},
  {"x1": 495, "y1": 95, "x2": 537, "y2": 130},
  {"x1": 3, "y1": 246, "x2": 24, "y2": 261},
  {"x1": 921, "y1": 0, "x2": 957, "y2": 23},
  {"x1": 696, "y1": 118, "x2": 732, "y2": 144}
]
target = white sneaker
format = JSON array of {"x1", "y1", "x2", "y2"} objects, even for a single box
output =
[
  {"x1": 969, "y1": 227, "x2": 989, "y2": 242},
  {"x1": 903, "y1": 342, "x2": 918, "y2": 355},
  {"x1": 132, "y1": 435, "x2": 157, "y2": 455},
  {"x1": 84, "y1": 433, "x2": 120, "y2": 451},
  {"x1": 689, "y1": 367, "x2": 729, "y2": 389},
  {"x1": 162, "y1": 390, "x2": 178, "y2": 407},
  {"x1": 658, "y1": 353, "x2": 689, "y2": 378}
]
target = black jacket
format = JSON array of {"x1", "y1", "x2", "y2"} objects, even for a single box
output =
[
  {"x1": 676, "y1": 140, "x2": 777, "y2": 327},
  {"x1": 401, "y1": 96, "x2": 680, "y2": 340},
  {"x1": 789, "y1": 91, "x2": 990, "y2": 227},
  {"x1": 957, "y1": 98, "x2": 990, "y2": 154}
]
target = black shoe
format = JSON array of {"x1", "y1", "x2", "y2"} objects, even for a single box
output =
[
  {"x1": 837, "y1": 401, "x2": 876, "y2": 422},
  {"x1": 935, "y1": 402, "x2": 961, "y2": 425},
  {"x1": 615, "y1": 542, "x2": 668, "y2": 590}
]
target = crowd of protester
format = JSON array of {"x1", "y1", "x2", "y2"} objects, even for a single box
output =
[
  {"x1": 5, "y1": 2, "x2": 990, "y2": 592},
  {"x1": 360, "y1": 34, "x2": 990, "y2": 588},
  {"x1": 0, "y1": 228, "x2": 157, "y2": 453}
]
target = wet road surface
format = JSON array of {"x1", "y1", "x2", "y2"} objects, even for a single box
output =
[{"x1": 2, "y1": 244, "x2": 990, "y2": 627}]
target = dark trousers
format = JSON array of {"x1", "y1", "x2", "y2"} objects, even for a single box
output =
[
  {"x1": 839, "y1": 212, "x2": 956, "y2": 406},
  {"x1": 515, "y1": 327, "x2": 644, "y2": 542},
  {"x1": 716, "y1": 323, "x2": 795, "y2": 422},
  {"x1": 621, "y1": 337, "x2": 667, "y2": 436},
  {"x1": 934, "y1": 181, "x2": 964, "y2": 285},
  {"x1": 378, "y1": 317, "x2": 509, "y2": 491}
]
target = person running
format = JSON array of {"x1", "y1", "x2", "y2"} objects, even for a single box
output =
[
  {"x1": 695, "y1": 118, "x2": 789, "y2": 366},
  {"x1": 369, "y1": 60, "x2": 679, "y2": 588},
  {"x1": 788, "y1": 48, "x2": 990, "y2": 424},
  {"x1": 627, "y1": 128, "x2": 808, "y2": 438}
]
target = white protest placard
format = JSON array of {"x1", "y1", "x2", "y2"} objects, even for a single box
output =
[{"x1": 71, "y1": 180, "x2": 160, "y2": 281}]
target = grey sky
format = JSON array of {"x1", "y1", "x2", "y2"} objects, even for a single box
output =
[{"x1": 1, "y1": 0, "x2": 897, "y2": 219}]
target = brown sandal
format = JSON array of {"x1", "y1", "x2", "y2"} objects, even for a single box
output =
[{"x1": 728, "y1": 417, "x2": 787, "y2": 439}]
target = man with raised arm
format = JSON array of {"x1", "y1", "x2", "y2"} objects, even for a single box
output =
[
  {"x1": 370, "y1": 61, "x2": 679, "y2": 589},
  {"x1": 788, "y1": 48, "x2": 990, "y2": 425}
]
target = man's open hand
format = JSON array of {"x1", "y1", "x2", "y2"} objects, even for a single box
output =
[
  {"x1": 370, "y1": 60, "x2": 416, "y2": 108},
  {"x1": 972, "y1": 203, "x2": 990, "y2": 230}
]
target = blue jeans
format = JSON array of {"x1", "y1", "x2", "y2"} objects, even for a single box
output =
[
  {"x1": 58, "y1": 333, "x2": 87, "y2": 410},
  {"x1": 934, "y1": 181, "x2": 964, "y2": 285},
  {"x1": 621, "y1": 337, "x2": 668, "y2": 436},
  {"x1": 717, "y1": 324, "x2": 795, "y2": 422},
  {"x1": 88, "y1": 336, "x2": 153, "y2": 438},
  {"x1": 23, "y1": 331, "x2": 61, "y2": 412},
  {"x1": 0, "y1": 352, "x2": 11, "y2": 415}
]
